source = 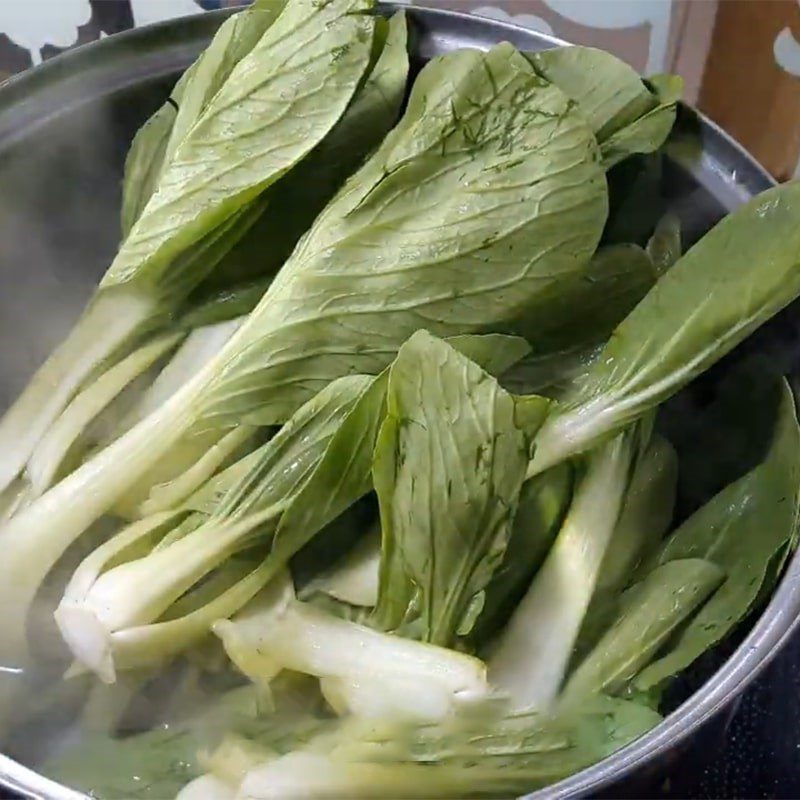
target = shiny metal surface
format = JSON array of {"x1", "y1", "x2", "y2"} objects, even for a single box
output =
[{"x1": 0, "y1": 5, "x2": 783, "y2": 799}]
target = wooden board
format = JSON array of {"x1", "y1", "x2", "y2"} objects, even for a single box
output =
[{"x1": 699, "y1": 0, "x2": 800, "y2": 180}]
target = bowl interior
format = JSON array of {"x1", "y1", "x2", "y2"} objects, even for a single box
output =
[{"x1": 0, "y1": 6, "x2": 791, "y2": 799}]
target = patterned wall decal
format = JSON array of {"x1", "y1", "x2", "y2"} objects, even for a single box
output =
[
  {"x1": 0, "y1": 0, "x2": 91, "y2": 65},
  {"x1": 544, "y1": 0, "x2": 673, "y2": 72},
  {"x1": 129, "y1": 0, "x2": 204, "y2": 28},
  {"x1": 0, "y1": 0, "x2": 681, "y2": 78},
  {"x1": 775, "y1": 28, "x2": 800, "y2": 78}
]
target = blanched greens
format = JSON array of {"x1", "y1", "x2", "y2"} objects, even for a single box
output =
[
  {"x1": 0, "y1": 38, "x2": 612, "y2": 678},
  {"x1": 2, "y1": 6, "x2": 800, "y2": 799},
  {"x1": 372, "y1": 332, "x2": 540, "y2": 646},
  {"x1": 531, "y1": 182, "x2": 800, "y2": 475},
  {"x1": 0, "y1": 0, "x2": 372, "y2": 498}
]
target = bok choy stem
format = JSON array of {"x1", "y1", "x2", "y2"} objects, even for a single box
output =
[
  {"x1": 25, "y1": 331, "x2": 183, "y2": 497},
  {"x1": 489, "y1": 430, "x2": 635, "y2": 710},
  {"x1": 0, "y1": 290, "x2": 151, "y2": 494}
]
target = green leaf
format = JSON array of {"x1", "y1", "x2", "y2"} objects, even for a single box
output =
[
  {"x1": 246, "y1": 11, "x2": 410, "y2": 275},
  {"x1": 264, "y1": 333, "x2": 530, "y2": 568},
  {"x1": 507, "y1": 243, "x2": 657, "y2": 354},
  {"x1": 598, "y1": 434, "x2": 678, "y2": 594},
  {"x1": 105, "y1": 0, "x2": 376, "y2": 304},
  {"x1": 121, "y1": 1, "x2": 286, "y2": 237},
  {"x1": 194, "y1": 10, "x2": 411, "y2": 295},
  {"x1": 502, "y1": 343, "x2": 601, "y2": 400},
  {"x1": 528, "y1": 46, "x2": 657, "y2": 142},
  {"x1": 600, "y1": 74, "x2": 683, "y2": 169},
  {"x1": 121, "y1": 98, "x2": 177, "y2": 241},
  {"x1": 195, "y1": 42, "x2": 607, "y2": 427},
  {"x1": 527, "y1": 47, "x2": 680, "y2": 170},
  {"x1": 532, "y1": 182, "x2": 800, "y2": 475},
  {"x1": 162, "y1": 1, "x2": 289, "y2": 169},
  {"x1": 633, "y1": 378, "x2": 800, "y2": 690},
  {"x1": 372, "y1": 331, "x2": 531, "y2": 646},
  {"x1": 562, "y1": 558, "x2": 724, "y2": 702}
]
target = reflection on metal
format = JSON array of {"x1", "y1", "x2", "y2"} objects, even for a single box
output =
[{"x1": 471, "y1": 6, "x2": 554, "y2": 37}]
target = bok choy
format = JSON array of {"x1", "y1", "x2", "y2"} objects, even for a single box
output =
[
  {"x1": 3, "y1": 8, "x2": 800, "y2": 799},
  {"x1": 0, "y1": 38, "x2": 609, "y2": 677},
  {"x1": 0, "y1": 0, "x2": 374, "y2": 496}
]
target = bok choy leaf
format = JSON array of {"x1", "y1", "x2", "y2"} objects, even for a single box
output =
[
  {"x1": 184, "y1": 8, "x2": 411, "y2": 296},
  {"x1": 107, "y1": 0, "x2": 375, "y2": 301},
  {"x1": 55, "y1": 334, "x2": 529, "y2": 679},
  {"x1": 121, "y1": 0, "x2": 288, "y2": 236},
  {"x1": 632, "y1": 377, "x2": 800, "y2": 690},
  {"x1": 531, "y1": 181, "x2": 800, "y2": 475},
  {"x1": 528, "y1": 46, "x2": 681, "y2": 169},
  {"x1": 371, "y1": 331, "x2": 541, "y2": 646},
  {"x1": 561, "y1": 558, "x2": 724, "y2": 703},
  {"x1": 55, "y1": 373, "x2": 381, "y2": 680},
  {"x1": 224, "y1": 695, "x2": 660, "y2": 799}
]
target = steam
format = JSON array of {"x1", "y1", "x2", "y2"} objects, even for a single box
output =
[{"x1": 0, "y1": 62, "x2": 177, "y2": 765}]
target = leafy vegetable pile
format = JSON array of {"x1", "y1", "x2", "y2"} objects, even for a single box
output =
[{"x1": 2, "y1": 1, "x2": 800, "y2": 798}]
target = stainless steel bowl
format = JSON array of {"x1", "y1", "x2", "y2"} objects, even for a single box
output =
[{"x1": 0, "y1": 5, "x2": 792, "y2": 798}]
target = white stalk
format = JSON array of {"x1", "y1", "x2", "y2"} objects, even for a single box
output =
[
  {"x1": 26, "y1": 332, "x2": 182, "y2": 496},
  {"x1": 490, "y1": 433, "x2": 632, "y2": 710},
  {"x1": 527, "y1": 395, "x2": 615, "y2": 477},
  {"x1": 178, "y1": 775, "x2": 237, "y2": 800},
  {"x1": 139, "y1": 425, "x2": 255, "y2": 516},
  {"x1": 237, "y1": 753, "x2": 477, "y2": 800},
  {"x1": 304, "y1": 526, "x2": 380, "y2": 607},
  {"x1": 0, "y1": 289, "x2": 152, "y2": 493},
  {"x1": 123, "y1": 317, "x2": 244, "y2": 431},
  {"x1": 56, "y1": 506, "x2": 282, "y2": 681},
  {"x1": 107, "y1": 558, "x2": 282, "y2": 676},
  {"x1": 215, "y1": 585, "x2": 488, "y2": 721},
  {"x1": 60, "y1": 510, "x2": 184, "y2": 607},
  {"x1": 0, "y1": 364, "x2": 205, "y2": 673}
]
